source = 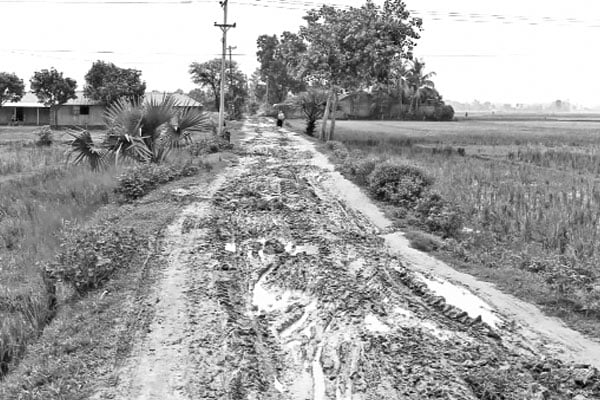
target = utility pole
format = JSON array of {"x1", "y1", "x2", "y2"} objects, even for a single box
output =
[
  {"x1": 227, "y1": 45, "x2": 237, "y2": 117},
  {"x1": 214, "y1": 0, "x2": 235, "y2": 136}
]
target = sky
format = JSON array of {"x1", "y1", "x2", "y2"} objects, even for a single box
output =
[{"x1": 1, "y1": 0, "x2": 600, "y2": 107}]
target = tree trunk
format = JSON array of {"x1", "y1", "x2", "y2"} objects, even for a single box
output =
[
  {"x1": 51, "y1": 105, "x2": 58, "y2": 127},
  {"x1": 328, "y1": 91, "x2": 339, "y2": 142},
  {"x1": 320, "y1": 91, "x2": 332, "y2": 141}
]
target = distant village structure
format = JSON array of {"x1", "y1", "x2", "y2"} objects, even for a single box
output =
[{"x1": 0, "y1": 91, "x2": 202, "y2": 127}]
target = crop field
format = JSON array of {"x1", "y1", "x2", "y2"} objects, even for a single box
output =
[{"x1": 289, "y1": 117, "x2": 600, "y2": 333}]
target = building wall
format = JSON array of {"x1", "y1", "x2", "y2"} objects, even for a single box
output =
[
  {"x1": 56, "y1": 105, "x2": 106, "y2": 127},
  {"x1": 339, "y1": 93, "x2": 373, "y2": 119},
  {"x1": 0, "y1": 107, "x2": 50, "y2": 125}
]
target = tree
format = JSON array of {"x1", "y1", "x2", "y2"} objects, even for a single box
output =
[
  {"x1": 189, "y1": 59, "x2": 248, "y2": 117},
  {"x1": 0, "y1": 73, "x2": 25, "y2": 106},
  {"x1": 30, "y1": 68, "x2": 77, "y2": 125},
  {"x1": 406, "y1": 58, "x2": 437, "y2": 113},
  {"x1": 256, "y1": 32, "x2": 306, "y2": 105},
  {"x1": 84, "y1": 61, "x2": 146, "y2": 105},
  {"x1": 188, "y1": 88, "x2": 214, "y2": 111},
  {"x1": 292, "y1": 88, "x2": 328, "y2": 136},
  {"x1": 299, "y1": 0, "x2": 422, "y2": 140}
]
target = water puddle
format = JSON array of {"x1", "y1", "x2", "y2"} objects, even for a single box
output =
[
  {"x1": 312, "y1": 345, "x2": 326, "y2": 400},
  {"x1": 392, "y1": 307, "x2": 455, "y2": 341},
  {"x1": 225, "y1": 242, "x2": 236, "y2": 253},
  {"x1": 415, "y1": 273, "x2": 501, "y2": 328},
  {"x1": 364, "y1": 314, "x2": 391, "y2": 333}
]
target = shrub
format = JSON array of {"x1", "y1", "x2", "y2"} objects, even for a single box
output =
[
  {"x1": 116, "y1": 163, "x2": 197, "y2": 200},
  {"x1": 35, "y1": 126, "x2": 53, "y2": 146},
  {"x1": 45, "y1": 222, "x2": 142, "y2": 295},
  {"x1": 341, "y1": 156, "x2": 379, "y2": 185},
  {"x1": 404, "y1": 231, "x2": 443, "y2": 252},
  {"x1": 188, "y1": 137, "x2": 233, "y2": 156},
  {"x1": 368, "y1": 162, "x2": 433, "y2": 207},
  {"x1": 416, "y1": 191, "x2": 464, "y2": 237},
  {"x1": 325, "y1": 140, "x2": 349, "y2": 159}
]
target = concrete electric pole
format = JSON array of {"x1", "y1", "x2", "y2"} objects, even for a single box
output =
[{"x1": 214, "y1": 0, "x2": 235, "y2": 137}]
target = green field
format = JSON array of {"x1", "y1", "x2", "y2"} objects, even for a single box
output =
[{"x1": 290, "y1": 117, "x2": 600, "y2": 335}]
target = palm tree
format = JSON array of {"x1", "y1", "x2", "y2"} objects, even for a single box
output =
[
  {"x1": 69, "y1": 93, "x2": 210, "y2": 170},
  {"x1": 407, "y1": 58, "x2": 437, "y2": 114}
]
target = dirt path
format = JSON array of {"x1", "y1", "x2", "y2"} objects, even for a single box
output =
[{"x1": 95, "y1": 118, "x2": 600, "y2": 399}]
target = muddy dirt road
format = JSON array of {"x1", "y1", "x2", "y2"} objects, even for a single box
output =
[{"x1": 95, "y1": 118, "x2": 600, "y2": 400}]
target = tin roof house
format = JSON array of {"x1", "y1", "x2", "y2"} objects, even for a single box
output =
[
  {"x1": 0, "y1": 93, "x2": 51, "y2": 125},
  {"x1": 1, "y1": 91, "x2": 202, "y2": 127}
]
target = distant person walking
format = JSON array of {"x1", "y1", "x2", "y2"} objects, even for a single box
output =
[{"x1": 276, "y1": 110, "x2": 286, "y2": 128}]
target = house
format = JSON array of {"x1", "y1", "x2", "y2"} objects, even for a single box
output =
[
  {"x1": 1, "y1": 91, "x2": 202, "y2": 127},
  {"x1": 56, "y1": 91, "x2": 105, "y2": 127},
  {"x1": 0, "y1": 93, "x2": 50, "y2": 125},
  {"x1": 338, "y1": 91, "x2": 374, "y2": 119},
  {"x1": 145, "y1": 91, "x2": 203, "y2": 110}
]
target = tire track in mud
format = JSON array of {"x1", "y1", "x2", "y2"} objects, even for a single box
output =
[
  {"x1": 99, "y1": 119, "x2": 600, "y2": 400},
  {"x1": 181, "y1": 120, "x2": 598, "y2": 399}
]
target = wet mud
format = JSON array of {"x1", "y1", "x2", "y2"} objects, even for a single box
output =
[{"x1": 101, "y1": 119, "x2": 600, "y2": 400}]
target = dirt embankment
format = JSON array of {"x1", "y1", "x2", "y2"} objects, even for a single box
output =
[{"x1": 95, "y1": 119, "x2": 600, "y2": 400}]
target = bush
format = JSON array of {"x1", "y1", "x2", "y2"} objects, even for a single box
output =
[
  {"x1": 116, "y1": 163, "x2": 198, "y2": 200},
  {"x1": 45, "y1": 222, "x2": 142, "y2": 295},
  {"x1": 341, "y1": 156, "x2": 379, "y2": 185},
  {"x1": 188, "y1": 137, "x2": 233, "y2": 156},
  {"x1": 35, "y1": 126, "x2": 53, "y2": 146},
  {"x1": 416, "y1": 191, "x2": 463, "y2": 237},
  {"x1": 368, "y1": 162, "x2": 433, "y2": 207},
  {"x1": 325, "y1": 140, "x2": 349, "y2": 159},
  {"x1": 404, "y1": 230, "x2": 443, "y2": 252}
]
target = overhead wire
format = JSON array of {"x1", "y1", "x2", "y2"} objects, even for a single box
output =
[{"x1": 1, "y1": 0, "x2": 598, "y2": 27}]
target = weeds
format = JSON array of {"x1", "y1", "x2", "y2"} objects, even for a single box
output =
[
  {"x1": 323, "y1": 119, "x2": 600, "y2": 330},
  {"x1": 116, "y1": 162, "x2": 202, "y2": 200}
]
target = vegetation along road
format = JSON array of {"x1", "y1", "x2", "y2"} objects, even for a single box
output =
[{"x1": 87, "y1": 118, "x2": 600, "y2": 400}]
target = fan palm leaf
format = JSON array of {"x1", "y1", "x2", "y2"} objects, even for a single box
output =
[
  {"x1": 142, "y1": 93, "x2": 177, "y2": 141},
  {"x1": 66, "y1": 129, "x2": 107, "y2": 171},
  {"x1": 170, "y1": 106, "x2": 210, "y2": 146},
  {"x1": 104, "y1": 97, "x2": 143, "y2": 137}
]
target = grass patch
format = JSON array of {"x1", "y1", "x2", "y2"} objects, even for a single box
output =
[
  {"x1": 404, "y1": 231, "x2": 443, "y2": 253},
  {"x1": 308, "y1": 118, "x2": 600, "y2": 337},
  {"x1": 0, "y1": 126, "x2": 232, "y2": 383}
]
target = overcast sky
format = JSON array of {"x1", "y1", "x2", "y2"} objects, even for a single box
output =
[{"x1": 1, "y1": 0, "x2": 599, "y2": 106}]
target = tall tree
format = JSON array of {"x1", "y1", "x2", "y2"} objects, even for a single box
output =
[
  {"x1": 0, "y1": 73, "x2": 25, "y2": 106},
  {"x1": 189, "y1": 58, "x2": 248, "y2": 117},
  {"x1": 84, "y1": 61, "x2": 146, "y2": 105},
  {"x1": 299, "y1": 0, "x2": 422, "y2": 140},
  {"x1": 406, "y1": 58, "x2": 437, "y2": 112},
  {"x1": 256, "y1": 31, "x2": 306, "y2": 105},
  {"x1": 30, "y1": 68, "x2": 77, "y2": 125}
]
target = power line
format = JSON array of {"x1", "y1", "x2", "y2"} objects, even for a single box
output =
[{"x1": 2, "y1": 0, "x2": 599, "y2": 27}]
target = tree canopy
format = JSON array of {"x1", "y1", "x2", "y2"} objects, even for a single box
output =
[
  {"x1": 295, "y1": 0, "x2": 423, "y2": 139},
  {"x1": 0, "y1": 72, "x2": 25, "y2": 106},
  {"x1": 189, "y1": 59, "x2": 248, "y2": 117},
  {"x1": 256, "y1": 31, "x2": 306, "y2": 105},
  {"x1": 30, "y1": 68, "x2": 77, "y2": 107},
  {"x1": 299, "y1": 1, "x2": 422, "y2": 90},
  {"x1": 84, "y1": 61, "x2": 146, "y2": 105}
]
